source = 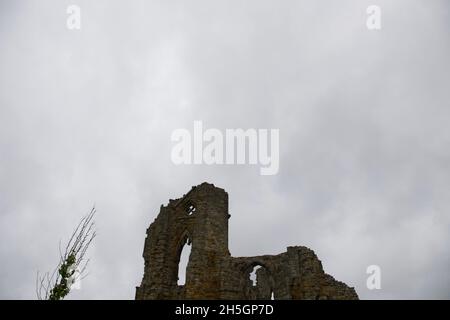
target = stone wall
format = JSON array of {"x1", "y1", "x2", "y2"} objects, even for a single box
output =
[{"x1": 136, "y1": 182, "x2": 358, "y2": 300}]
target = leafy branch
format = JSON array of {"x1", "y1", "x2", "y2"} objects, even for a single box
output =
[{"x1": 36, "y1": 207, "x2": 96, "y2": 300}]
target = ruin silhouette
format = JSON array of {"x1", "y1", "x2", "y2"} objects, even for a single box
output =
[{"x1": 136, "y1": 182, "x2": 358, "y2": 299}]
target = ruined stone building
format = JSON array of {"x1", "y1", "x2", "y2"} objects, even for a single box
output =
[{"x1": 136, "y1": 183, "x2": 358, "y2": 300}]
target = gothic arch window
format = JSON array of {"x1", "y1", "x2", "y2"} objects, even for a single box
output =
[
  {"x1": 175, "y1": 231, "x2": 192, "y2": 286},
  {"x1": 244, "y1": 262, "x2": 274, "y2": 299},
  {"x1": 249, "y1": 265, "x2": 262, "y2": 286}
]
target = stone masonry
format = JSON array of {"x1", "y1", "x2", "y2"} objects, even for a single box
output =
[{"x1": 136, "y1": 182, "x2": 358, "y2": 300}]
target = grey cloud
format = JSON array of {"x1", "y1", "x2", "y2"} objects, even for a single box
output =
[{"x1": 0, "y1": 0, "x2": 449, "y2": 299}]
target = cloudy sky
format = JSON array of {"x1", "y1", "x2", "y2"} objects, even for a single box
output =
[{"x1": 0, "y1": 0, "x2": 449, "y2": 299}]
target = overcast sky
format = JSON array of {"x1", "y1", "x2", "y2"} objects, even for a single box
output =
[{"x1": 0, "y1": 0, "x2": 449, "y2": 299}]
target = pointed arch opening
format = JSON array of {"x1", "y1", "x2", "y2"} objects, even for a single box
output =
[
  {"x1": 177, "y1": 241, "x2": 191, "y2": 285},
  {"x1": 243, "y1": 262, "x2": 274, "y2": 300},
  {"x1": 175, "y1": 231, "x2": 192, "y2": 286}
]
